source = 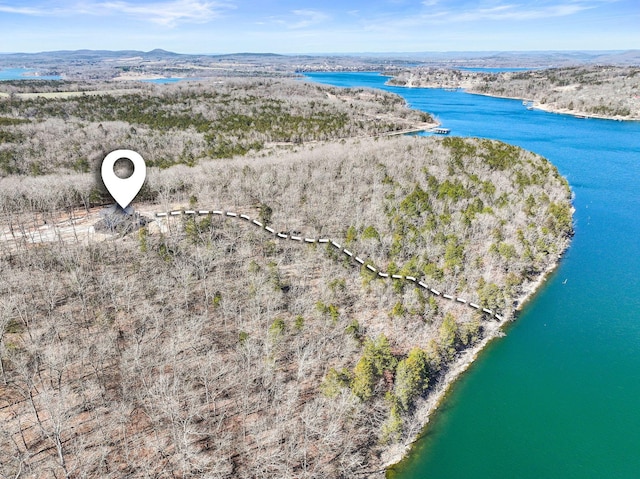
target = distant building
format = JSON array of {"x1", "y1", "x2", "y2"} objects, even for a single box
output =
[{"x1": 96, "y1": 204, "x2": 147, "y2": 234}]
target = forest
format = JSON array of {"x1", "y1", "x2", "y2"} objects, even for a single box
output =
[
  {"x1": 0, "y1": 78, "x2": 572, "y2": 478},
  {"x1": 389, "y1": 65, "x2": 640, "y2": 120},
  {"x1": 0, "y1": 78, "x2": 432, "y2": 177}
]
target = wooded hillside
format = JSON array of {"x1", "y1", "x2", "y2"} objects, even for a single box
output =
[
  {"x1": 0, "y1": 78, "x2": 432, "y2": 176},
  {"x1": 0, "y1": 133, "x2": 572, "y2": 478}
]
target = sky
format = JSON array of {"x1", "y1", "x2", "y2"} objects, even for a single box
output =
[{"x1": 0, "y1": 0, "x2": 638, "y2": 54}]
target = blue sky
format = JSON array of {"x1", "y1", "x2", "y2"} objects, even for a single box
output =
[{"x1": 0, "y1": 0, "x2": 638, "y2": 53}]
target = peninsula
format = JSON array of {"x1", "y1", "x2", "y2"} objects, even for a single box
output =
[{"x1": 1, "y1": 72, "x2": 572, "y2": 478}]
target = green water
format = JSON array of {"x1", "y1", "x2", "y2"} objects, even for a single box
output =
[{"x1": 306, "y1": 72, "x2": 640, "y2": 478}]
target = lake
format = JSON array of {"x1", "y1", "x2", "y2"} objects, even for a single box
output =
[
  {"x1": 142, "y1": 77, "x2": 190, "y2": 84},
  {"x1": 140, "y1": 77, "x2": 202, "y2": 85},
  {"x1": 0, "y1": 68, "x2": 62, "y2": 81},
  {"x1": 305, "y1": 72, "x2": 640, "y2": 479}
]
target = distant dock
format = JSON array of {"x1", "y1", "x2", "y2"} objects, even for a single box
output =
[{"x1": 387, "y1": 126, "x2": 451, "y2": 137}]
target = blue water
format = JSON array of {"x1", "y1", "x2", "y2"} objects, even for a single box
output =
[
  {"x1": 305, "y1": 72, "x2": 640, "y2": 478},
  {"x1": 142, "y1": 77, "x2": 194, "y2": 84},
  {"x1": 0, "y1": 68, "x2": 62, "y2": 81}
]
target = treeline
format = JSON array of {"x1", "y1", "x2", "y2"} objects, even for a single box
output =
[
  {"x1": 0, "y1": 79, "x2": 144, "y2": 94},
  {"x1": 390, "y1": 66, "x2": 640, "y2": 119},
  {"x1": 0, "y1": 136, "x2": 572, "y2": 478},
  {"x1": 0, "y1": 78, "x2": 432, "y2": 175}
]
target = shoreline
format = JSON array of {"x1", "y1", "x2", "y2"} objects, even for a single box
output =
[
  {"x1": 111, "y1": 73, "x2": 167, "y2": 81},
  {"x1": 385, "y1": 78, "x2": 640, "y2": 122},
  {"x1": 380, "y1": 241, "x2": 570, "y2": 476},
  {"x1": 468, "y1": 91, "x2": 640, "y2": 122},
  {"x1": 529, "y1": 101, "x2": 640, "y2": 122}
]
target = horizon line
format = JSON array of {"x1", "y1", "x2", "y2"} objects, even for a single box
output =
[{"x1": 0, "y1": 48, "x2": 638, "y2": 56}]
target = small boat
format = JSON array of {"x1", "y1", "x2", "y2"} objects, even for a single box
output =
[{"x1": 433, "y1": 127, "x2": 451, "y2": 135}]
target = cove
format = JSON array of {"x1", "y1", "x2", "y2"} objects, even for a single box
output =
[
  {"x1": 0, "y1": 68, "x2": 62, "y2": 81},
  {"x1": 305, "y1": 72, "x2": 640, "y2": 478}
]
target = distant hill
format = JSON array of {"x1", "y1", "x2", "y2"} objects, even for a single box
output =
[
  {"x1": 1, "y1": 49, "x2": 638, "y2": 68},
  {"x1": 2, "y1": 49, "x2": 196, "y2": 62},
  {"x1": 1, "y1": 49, "x2": 292, "y2": 64},
  {"x1": 386, "y1": 50, "x2": 640, "y2": 67},
  {"x1": 0, "y1": 49, "x2": 637, "y2": 82}
]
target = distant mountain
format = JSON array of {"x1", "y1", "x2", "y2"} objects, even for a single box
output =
[
  {"x1": 1, "y1": 49, "x2": 291, "y2": 60},
  {"x1": 2, "y1": 49, "x2": 638, "y2": 65},
  {"x1": 2, "y1": 49, "x2": 184, "y2": 60},
  {"x1": 590, "y1": 49, "x2": 640, "y2": 65}
]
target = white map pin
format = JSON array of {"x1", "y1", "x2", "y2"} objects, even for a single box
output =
[{"x1": 101, "y1": 149, "x2": 146, "y2": 209}]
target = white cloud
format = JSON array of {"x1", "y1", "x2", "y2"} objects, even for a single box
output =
[
  {"x1": 375, "y1": 0, "x2": 606, "y2": 28},
  {"x1": 287, "y1": 9, "x2": 329, "y2": 29},
  {"x1": 0, "y1": 0, "x2": 234, "y2": 26},
  {"x1": 93, "y1": 0, "x2": 233, "y2": 26},
  {"x1": 448, "y1": 3, "x2": 592, "y2": 22},
  {"x1": 0, "y1": 3, "x2": 61, "y2": 15}
]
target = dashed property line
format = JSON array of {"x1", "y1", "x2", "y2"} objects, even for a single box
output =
[{"x1": 155, "y1": 209, "x2": 503, "y2": 321}]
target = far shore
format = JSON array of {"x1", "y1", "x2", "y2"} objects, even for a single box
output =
[
  {"x1": 112, "y1": 73, "x2": 167, "y2": 81},
  {"x1": 386, "y1": 78, "x2": 640, "y2": 122},
  {"x1": 468, "y1": 90, "x2": 640, "y2": 122}
]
